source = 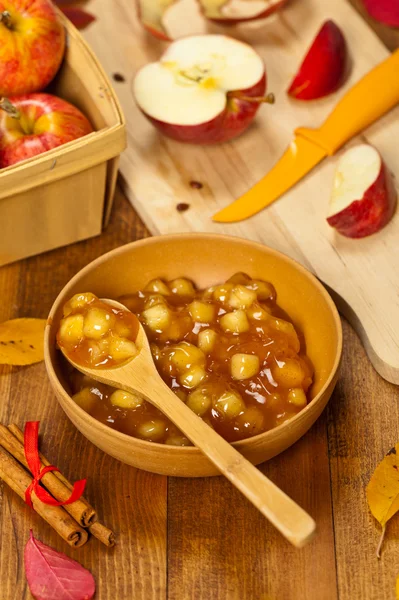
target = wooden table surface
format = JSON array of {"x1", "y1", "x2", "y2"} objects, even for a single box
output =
[{"x1": 1, "y1": 5, "x2": 399, "y2": 599}]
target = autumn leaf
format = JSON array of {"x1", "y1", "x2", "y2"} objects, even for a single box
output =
[
  {"x1": 366, "y1": 443, "x2": 399, "y2": 558},
  {"x1": 25, "y1": 531, "x2": 95, "y2": 600},
  {"x1": 60, "y1": 6, "x2": 96, "y2": 29},
  {"x1": 53, "y1": 0, "x2": 96, "y2": 29},
  {"x1": 396, "y1": 575, "x2": 399, "y2": 600},
  {"x1": 0, "y1": 318, "x2": 46, "y2": 365}
]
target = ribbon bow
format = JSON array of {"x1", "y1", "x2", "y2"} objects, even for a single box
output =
[{"x1": 24, "y1": 421, "x2": 86, "y2": 508}]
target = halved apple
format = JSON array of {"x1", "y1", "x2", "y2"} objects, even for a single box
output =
[
  {"x1": 362, "y1": 0, "x2": 399, "y2": 27},
  {"x1": 287, "y1": 20, "x2": 347, "y2": 101},
  {"x1": 135, "y1": 0, "x2": 287, "y2": 40},
  {"x1": 327, "y1": 144, "x2": 397, "y2": 239},
  {"x1": 133, "y1": 35, "x2": 273, "y2": 144},
  {"x1": 198, "y1": 0, "x2": 287, "y2": 24}
]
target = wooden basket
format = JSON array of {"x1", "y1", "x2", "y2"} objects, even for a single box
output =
[{"x1": 0, "y1": 11, "x2": 126, "y2": 267}]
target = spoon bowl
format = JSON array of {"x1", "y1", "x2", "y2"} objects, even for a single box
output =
[{"x1": 60, "y1": 298, "x2": 316, "y2": 548}]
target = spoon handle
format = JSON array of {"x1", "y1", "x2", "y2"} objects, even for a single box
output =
[{"x1": 151, "y1": 380, "x2": 316, "y2": 548}]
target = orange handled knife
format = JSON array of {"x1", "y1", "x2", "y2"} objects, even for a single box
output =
[{"x1": 213, "y1": 49, "x2": 399, "y2": 223}]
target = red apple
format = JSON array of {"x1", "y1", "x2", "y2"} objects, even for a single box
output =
[
  {"x1": 133, "y1": 35, "x2": 273, "y2": 144},
  {"x1": 362, "y1": 0, "x2": 399, "y2": 27},
  {"x1": 0, "y1": 94, "x2": 93, "y2": 168},
  {"x1": 136, "y1": 0, "x2": 286, "y2": 40},
  {"x1": 287, "y1": 20, "x2": 347, "y2": 101},
  {"x1": 327, "y1": 144, "x2": 397, "y2": 238},
  {"x1": 0, "y1": 0, "x2": 65, "y2": 96}
]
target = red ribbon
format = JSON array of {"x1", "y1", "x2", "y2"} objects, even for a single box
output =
[{"x1": 24, "y1": 421, "x2": 86, "y2": 508}]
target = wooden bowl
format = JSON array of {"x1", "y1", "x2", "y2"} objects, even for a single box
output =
[{"x1": 44, "y1": 234, "x2": 342, "y2": 477}]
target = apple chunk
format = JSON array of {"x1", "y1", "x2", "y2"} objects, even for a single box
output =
[
  {"x1": 287, "y1": 20, "x2": 347, "y2": 100},
  {"x1": 135, "y1": 0, "x2": 177, "y2": 40},
  {"x1": 327, "y1": 144, "x2": 397, "y2": 239},
  {"x1": 133, "y1": 35, "x2": 272, "y2": 144}
]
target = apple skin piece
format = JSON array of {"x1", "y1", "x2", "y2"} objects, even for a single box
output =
[
  {"x1": 0, "y1": 94, "x2": 93, "y2": 168},
  {"x1": 133, "y1": 35, "x2": 271, "y2": 145},
  {"x1": 287, "y1": 20, "x2": 347, "y2": 101},
  {"x1": 0, "y1": 0, "x2": 66, "y2": 96},
  {"x1": 326, "y1": 144, "x2": 397, "y2": 239},
  {"x1": 362, "y1": 0, "x2": 399, "y2": 27}
]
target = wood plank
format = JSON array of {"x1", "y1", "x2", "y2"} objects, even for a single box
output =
[
  {"x1": 328, "y1": 319, "x2": 399, "y2": 600},
  {"x1": 0, "y1": 191, "x2": 168, "y2": 600},
  {"x1": 83, "y1": 0, "x2": 399, "y2": 384},
  {"x1": 167, "y1": 409, "x2": 337, "y2": 599},
  {"x1": 0, "y1": 4, "x2": 398, "y2": 598}
]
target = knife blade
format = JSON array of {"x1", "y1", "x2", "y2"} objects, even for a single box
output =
[{"x1": 213, "y1": 48, "x2": 399, "y2": 223}]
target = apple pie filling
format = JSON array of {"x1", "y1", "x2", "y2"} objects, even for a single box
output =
[
  {"x1": 66, "y1": 273, "x2": 313, "y2": 444},
  {"x1": 57, "y1": 293, "x2": 140, "y2": 367}
]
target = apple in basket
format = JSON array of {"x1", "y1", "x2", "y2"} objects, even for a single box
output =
[
  {"x1": 0, "y1": 94, "x2": 93, "y2": 168},
  {"x1": 0, "y1": 0, "x2": 65, "y2": 96},
  {"x1": 133, "y1": 34, "x2": 274, "y2": 144}
]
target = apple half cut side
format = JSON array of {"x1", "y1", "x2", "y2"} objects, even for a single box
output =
[
  {"x1": 327, "y1": 144, "x2": 397, "y2": 239},
  {"x1": 135, "y1": 0, "x2": 286, "y2": 40},
  {"x1": 133, "y1": 35, "x2": 273, "y2": 145},
  {"x1": 197, "y1": 0, "x2": 287, "y2": 24},
  {"x1": 287, "y1": 20, "x2": 348, "y2": 101},
  {"x1": 362, "y1": 0, "x2": 399, "y2": 27}
]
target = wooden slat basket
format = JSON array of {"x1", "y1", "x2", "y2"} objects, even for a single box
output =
[{"x1": 0, "y1": 11, "x2": 126, "y2": 267}]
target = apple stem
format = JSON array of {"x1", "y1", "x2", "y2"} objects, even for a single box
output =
[
  {"x1": 229, "y1": 92, "x2": 275, "y2": 105},
  {"x1": 0, "y1": 98, "x2": 20, "y2": 119},
  {"x1": 0, "y1": 10, "x2": 12, "y2": 28}
]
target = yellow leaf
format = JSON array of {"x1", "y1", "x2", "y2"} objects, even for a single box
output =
[
  {"x1": 396, "y1": 575, "x2": 399, "y2": 600},
  {"x1": 0, "y1": 318, "x2": 46, "y2": 365},
  {"x1": 367, "y1": 443, "x2": 399, "y2": 558}
]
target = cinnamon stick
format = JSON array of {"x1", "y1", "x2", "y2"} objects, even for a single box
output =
[
  {"x1": 0, "y1": 424, "x2": 96, "y2": 528},
  {"x1": 8, "y1": 424, "x2": 116, "y2": 547},
  {"x1": 0, "y1": 446, "x2": 88, "y2": 547},
  {"x1": 88, "y1": 521, "x2": 116, "y2": 547}
]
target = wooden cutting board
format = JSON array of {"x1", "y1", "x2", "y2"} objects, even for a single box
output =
[{"x1": 84, "y1": 0, "x2": 399, "y2": 384}]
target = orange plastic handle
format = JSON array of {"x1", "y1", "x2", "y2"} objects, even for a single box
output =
[{"x1": 295, "y1": 49, "x2": 399, "y2": 155}]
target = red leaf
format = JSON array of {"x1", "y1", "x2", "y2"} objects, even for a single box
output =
[
  {"x1": 60, "y1": 7, "x2": 96, "y2": 29},
  {"x1": 24, "y1": 531, "x2": 95, "y2": 600}
]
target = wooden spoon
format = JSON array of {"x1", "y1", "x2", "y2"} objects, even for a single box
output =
[{"x1": 62, "y1": 299, "x2": 316, "y2": 548}]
